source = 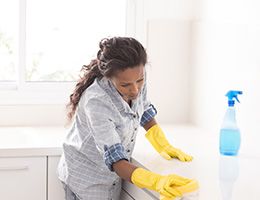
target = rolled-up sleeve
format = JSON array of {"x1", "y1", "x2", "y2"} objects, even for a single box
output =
[
  {"x1": 104, "y1": 143, "x2": 128, "y2": 171},
  {"x1": 140, "y1": 104, "x2": 157, "y2": 126},
  {"x1": 85, "y1": 97, "x2": 128, "y2": 171}
]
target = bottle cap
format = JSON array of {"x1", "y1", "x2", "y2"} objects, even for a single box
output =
[{"x1": 225, "y1": 90, "x2": 243, "y2": 107}]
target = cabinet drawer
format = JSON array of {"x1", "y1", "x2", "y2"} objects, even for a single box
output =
[
  {"x1": 0, "y1": 157, "x2": 46, "y2": 200},
  {"x1": 122, "y1": 181, "x2": 158, "y2": 200}
]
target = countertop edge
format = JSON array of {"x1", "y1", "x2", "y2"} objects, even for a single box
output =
[{"x1": 0, "y1": 147, "x2": 62, "y2": 157}]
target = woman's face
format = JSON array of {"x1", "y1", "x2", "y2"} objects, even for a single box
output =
[{"x1": 111, "y1": 65, "x2": 145, "y2": 103}]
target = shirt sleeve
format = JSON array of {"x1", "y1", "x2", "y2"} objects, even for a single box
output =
[
  {"x1": 104, "y1": 143, "x2": 128, "y2": 171},
  {"x1": 140, "y1": 104, "x2": 157, "y2": 127},
  {"x1": 85, "y1": 97, "x2": 128, "y2": 171}
]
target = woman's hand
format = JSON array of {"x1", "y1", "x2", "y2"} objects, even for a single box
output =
[
  {"x1": 145, "y1": 124, "x2": 193, "y2": 161},
  {"x1": 131, "y1": 168, "x2": 199, "y2": 199}
]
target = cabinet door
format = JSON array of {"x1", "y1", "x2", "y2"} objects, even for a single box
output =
[
  {"x1": 48, "y1": 156, "x2": 65, "y2": 200},
  {"x1": 0, "y1": 157, "x2": 46, "y2": 200}
]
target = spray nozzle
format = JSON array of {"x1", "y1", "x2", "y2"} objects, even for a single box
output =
[{"x1": 225, "y1": 90, "x2": 243, "y2": 106}]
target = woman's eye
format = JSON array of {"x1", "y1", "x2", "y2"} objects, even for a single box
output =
[{"x1": 120, "y1": 79, "x2": 143, "y2": 87}]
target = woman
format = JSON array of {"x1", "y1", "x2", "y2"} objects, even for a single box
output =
[{"x1": 57, "y1": 37, "x2": 198, "y2": 200}]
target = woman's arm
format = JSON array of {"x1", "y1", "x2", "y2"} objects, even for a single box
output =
[
  {"x1": 112, "y1": 160, "x2": 137, "y2": 182},
  {"x1": 112, "y1": 118, "x2": 158, "y2": 182},
  {"x1": 112, "y1": 155, "x2": 198, "y2": 200}
]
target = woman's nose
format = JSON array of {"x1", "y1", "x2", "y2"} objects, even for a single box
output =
[{"x1": 130, "y1": 84, "x2": 139, "y2": 94}]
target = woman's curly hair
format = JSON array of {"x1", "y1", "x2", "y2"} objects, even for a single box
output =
[{"x1": 66, "y1": 37, "x2": 147, "y2": 122}]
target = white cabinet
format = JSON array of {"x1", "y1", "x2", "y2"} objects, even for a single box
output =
[
  {"x1": 0, "y1": 157, "x2": 46, "y2": 200},
  {"x1": 48, "y1": 156, "x2": 65, "y2": 200}
]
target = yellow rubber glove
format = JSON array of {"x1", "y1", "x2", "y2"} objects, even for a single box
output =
[
  {"x1": 131, "y1": 168, "x2": 198, "y2": 199},
  {"x1": 145, "y1": 124, "x2": 193, "y2": 161}
]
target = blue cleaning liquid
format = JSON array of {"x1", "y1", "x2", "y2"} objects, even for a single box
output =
[{"x1": 219, "y1": 129, "x2": 241, "y2": 156}]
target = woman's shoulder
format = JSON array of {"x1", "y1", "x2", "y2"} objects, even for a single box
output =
[{"x1": 80, "y1": 78, "x2": 112, "y2": 106}]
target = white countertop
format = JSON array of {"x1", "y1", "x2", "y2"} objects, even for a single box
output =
[
  {"x1": 0, "y1": 125, "x2": 259, "y2": 200},
  {"x1": 132, "y1": 125, "x2": 260, "y2": 200},
  {"x1": 0, "y1": 126, "x2": 65, "y2": 157}
]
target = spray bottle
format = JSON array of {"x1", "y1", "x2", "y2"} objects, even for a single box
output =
[{"x1": 219, "y1": 90, "x2": 243, "y2": 156}]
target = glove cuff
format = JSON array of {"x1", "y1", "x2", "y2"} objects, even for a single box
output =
[
  {"x1": 131, "y1": 167, "x2": 161, "y2": 190},
  {"x1": 145, "y1": 124, "x2": 170, "y2": 149}
]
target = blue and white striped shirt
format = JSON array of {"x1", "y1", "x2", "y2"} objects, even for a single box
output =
[{"x1": 57, "y1": 75, "x2": 156, "y2": 198}]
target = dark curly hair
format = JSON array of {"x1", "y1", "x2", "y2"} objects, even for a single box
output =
[{"x1": 66, "y1": 37, "x2": 147, "y2": 122}]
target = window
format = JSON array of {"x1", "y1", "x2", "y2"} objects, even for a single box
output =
[
  {"x1": 0, "y1": 0, "x2": 135, "y2": 104},
  {"x1": 0, "y1": 0, "x2": 18, "y2": 82}
]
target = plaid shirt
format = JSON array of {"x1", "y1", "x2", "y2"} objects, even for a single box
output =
[{"x1": 57, "y1": 75, "x2": 156, "y2": 199}]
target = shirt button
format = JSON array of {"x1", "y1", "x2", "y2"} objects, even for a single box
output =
[
  {"x1": 127, "y1": 149, "x2": 130, "y2": 152},
  {"x1": 133, "y1": 114, "x2": 136, "y2": 118},
  {"x1": 131, "y1": 139, "x2": 134, "y2": 142},
  {"x1": 134, "y1": 127, "x2": 137, "y2": 131}
]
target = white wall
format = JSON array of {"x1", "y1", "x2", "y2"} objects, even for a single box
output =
[
  {"x1": 134, "y1": 0, "x2": 195, "y2": 46},
  {"x1": 146, "y1": 19, "x2": 192, "y2": 124},
  {"x1": 135, "y1": 0, "x2": 195, "y2": 124},
  {"x1": 191, "y1": 0, "x2": 260, "y2": 136}
]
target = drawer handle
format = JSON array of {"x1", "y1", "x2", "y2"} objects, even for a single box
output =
[{"x1": 0, "y1": 166, "x2": 29, "y2": 171}]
